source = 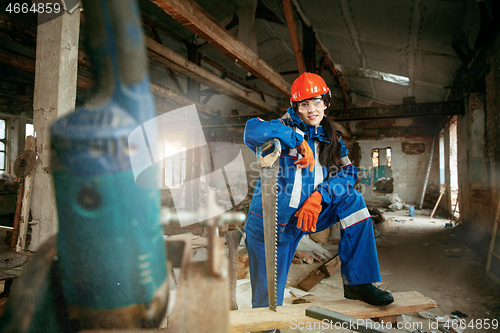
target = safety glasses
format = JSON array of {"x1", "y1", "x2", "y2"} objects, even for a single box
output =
[{"x1": 297, "y1": 98, "x2": 324, "y2": 112}]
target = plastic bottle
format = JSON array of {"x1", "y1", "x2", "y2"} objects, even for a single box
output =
[{"x1": 409, "y1": 205, "x2": 415, "y2": 217}]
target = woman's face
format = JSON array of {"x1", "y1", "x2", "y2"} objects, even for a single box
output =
[{"x1": 296, "y1": 95, "x2": 327, "y2": 127}]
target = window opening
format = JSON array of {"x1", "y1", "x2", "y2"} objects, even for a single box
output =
[{"x1": 372, "y1": 147, "x2": 393, "y2": 194}]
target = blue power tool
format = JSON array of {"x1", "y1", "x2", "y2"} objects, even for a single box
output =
[
  {"x1": 49, "y1": 0, "x2": 168, "y2": 328},
  {"x1": 0, "y1": 1, "x2": 168, "y2": 331}
]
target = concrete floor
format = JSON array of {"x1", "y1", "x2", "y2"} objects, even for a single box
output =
[{"x1": 247, "y1": 209, "x2": 500, "y2": 333}]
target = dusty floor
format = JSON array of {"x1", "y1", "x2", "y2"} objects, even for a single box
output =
[
  {"x1": 1, "y1": 209, "x2": 499, "y2": 332},
  {"x1": 234, "y1": 209, "x2": 500, "y2": 333}
]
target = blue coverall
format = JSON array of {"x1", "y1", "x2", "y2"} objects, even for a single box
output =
[{"x1": 244, "y1": 107, "x2": 382, "y2": 308}]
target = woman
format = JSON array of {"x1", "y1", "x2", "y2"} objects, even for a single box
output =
[{"x1": 243, "y1": 72, "x2": 393, "y2": 311}]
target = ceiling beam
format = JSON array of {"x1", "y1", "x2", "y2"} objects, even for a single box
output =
[
  {"x1": 0, "y1": 46, "x2": 92, "y2": 90},
  {"x1": 150, "y1": 82, "x2": 219, "y2": 117},
  {"x1": 149, "y1": 0, "x2": 291, "y2": 96},
  {"x1": 315, "y1": 39, "x2": 350, "y2": 108},
  {"x1": 331, "y1": 101, "x2": 464, "y2": 121},
  {"x1": 145, "y1": 36, "x2": 276, "y2": 113},
  {"x1": 0, "y1": 46, "x2": 219, "y2": 118},
  {"x1": 142, "y1": 13, "x2": 276, "y2": 102},
  {"x1": 282, "y1": 0, "x2": 306, "y2": 74},
  {"x1": 200, "y1": 55, "x2": 278, "y2": 102}
]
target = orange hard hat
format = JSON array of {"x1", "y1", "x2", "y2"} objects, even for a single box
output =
[{"x1": 290, "y1": 72, "x2": 331, "y2": 102}]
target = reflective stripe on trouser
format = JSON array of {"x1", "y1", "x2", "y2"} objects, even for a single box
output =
[
  {"x1": 246, "y1": 192, "x2": 381, "y2": 308},
  {"x1": 315, "y1": 190, "x2": 381, "y2": 285}
]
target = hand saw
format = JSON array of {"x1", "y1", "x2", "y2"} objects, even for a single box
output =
[{"x1": 256, "y1": 139, "x2": 281, "y2": 311}]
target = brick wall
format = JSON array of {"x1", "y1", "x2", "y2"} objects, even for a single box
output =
[{"x1": 457, "y1": 36, "x2": 500, "y2": 234}]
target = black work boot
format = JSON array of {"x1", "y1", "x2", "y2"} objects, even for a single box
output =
[{"x1": 344, "y1": 283, "x2": 394, "y2": 306}]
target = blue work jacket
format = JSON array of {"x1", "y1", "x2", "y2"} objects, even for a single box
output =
[{"x1": 243, "y1": 107, "x2": 359, "y2": 243}]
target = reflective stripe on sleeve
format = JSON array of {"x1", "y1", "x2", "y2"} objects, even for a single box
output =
[
  {"x1": 340, "y1": 207, "x2": 370, "y2": 230},
  {"x1": 314, "y1": 140, "x2": 323, "y2": 189},
  {"x1": 341, "y1": 156, "x2": 351, "y2": 166},
  {"x1": 289, "y1": 128, "x2": 305, "y2": 208}
]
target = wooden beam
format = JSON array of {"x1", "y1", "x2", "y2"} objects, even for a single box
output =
[
  {"x1": 256, "y1": 1, "x2": 284, "y2": 25},
  {"x1": 331, "y1": 101, "x2": 465, "y2": 121},
  {"x1": 150, "y1": 82, "x2": 218, "y2": 118},
  {"x1": 230, "y1": 291, "x2": 437, "y2": 333},
  {"x1": 147, "y1": 24, "x2": 185, "y2": 95},
  {"x1": 145, "y1": 36, "x2": 276, "y2": 112},
  {"x1": 141, "y1": 14, "x2": 189, "y2": 47},
  {"x1": 0, "y1": 46, "x2": 92, "y2": 90},
  {"x1": 149, "y1": 0, "x2": 291, "y2": 96},
  {"x1": 200, "y1": 55, "x2": 278, "y2": 101},
  {"x1": 303, "y1": 23, "x2": 316, "y2": 73},
  {"x1": 315, "y1": 38, "x2": 351, "y2": 108},
  {"x1": 0, "y1": 46, "x2": 219, "y2": 118},
  {"x1": 282, "y1": 0, "x2": 306, "y2": 74}
]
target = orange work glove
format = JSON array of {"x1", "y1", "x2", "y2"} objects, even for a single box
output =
[
  {"x1": 295, "y1": 191, "x2": 322, "y2": 232},
  {"x1": 294, "y1": 140, "x2": 315, "y2": 172}
]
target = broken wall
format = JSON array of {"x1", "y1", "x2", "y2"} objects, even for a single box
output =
[{"x1": 356, "y1": 137, "x2": 440, "y2": 208}]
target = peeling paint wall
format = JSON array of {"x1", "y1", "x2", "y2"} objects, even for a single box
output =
[
  {"x1": 458, "y1": 91, "x2": 497, "y2": 233},
  {"x1": 355, "y1": 137, "x2": 440, "y2": 207}
]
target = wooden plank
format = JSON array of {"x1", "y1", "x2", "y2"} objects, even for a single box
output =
[
  {"x1": 485, "y1": 196, "x2": 500, "y2": 286},
  {"x1": 282, "y1": 0, "x2": 306, "y2": 74},
  {"x1": 322, "y1": 255, "x2": 341, "y2": 276},
  {"x1": 230, "y1": 291, "x2": 437, "y2": 333},
  {"x1": 430, "y1": 184, "x2": 446, "y2": 218},
  {"x1": 331, "y1": 101, "x2": 465, "y2": 121},
  {"x1": 149, "y1": 0, "x2": 291, "y2": 96},
  {"x1": 145, "y1": 36, "x2": 276, "y2": 112},
  {"x1": 297, "y1": 269, "x2": 327, "y2": 292},
  {"x1": 297, "y1": 255, "x2": 341, "y2": 292},
  {"x1": 15, "y1": 136, "x2": 36, "y2": 252},
  {"x1": 374, "y1": 217, "x2": 394, "y2": 237}
]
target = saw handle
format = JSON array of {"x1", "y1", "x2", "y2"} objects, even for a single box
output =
[{"x1": 257, "y1": 139, "x2": 281, "y2": 168}]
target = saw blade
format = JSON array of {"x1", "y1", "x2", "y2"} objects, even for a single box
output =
[
  {"x1": 257, "y1": 139, "x2": 281, "y2": 311},
  {"x1": 14, "y1": 150, "x2": 36, "y2": 177}
]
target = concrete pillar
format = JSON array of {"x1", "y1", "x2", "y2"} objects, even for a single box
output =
[
  {"x1": 443, "y1": 121, "x2": 451, "y2": 216},
  {"x1": 29, "y1": 8, "x2": 81, "y2": 251}
]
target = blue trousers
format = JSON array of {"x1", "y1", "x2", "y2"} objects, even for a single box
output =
[{"x1": 246, "y1": 192, "x2": 381, "y2": 308}]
